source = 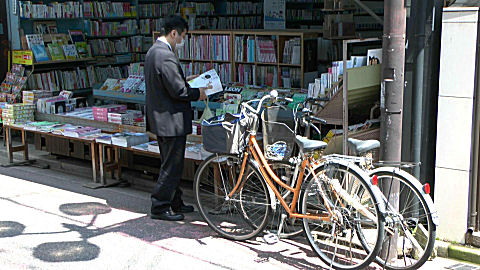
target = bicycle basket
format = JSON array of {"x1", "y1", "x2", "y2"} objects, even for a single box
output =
[
  {"x1": 261, "y1": 106, "x2": 296, "y2": 161},
  {"x1": 201, "y1": 113, "x2": 250, "y2": 154}
]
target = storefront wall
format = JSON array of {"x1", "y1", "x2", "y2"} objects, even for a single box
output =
[{"x1": 435, "y1": 7, "x2": 479, "y2": 243}]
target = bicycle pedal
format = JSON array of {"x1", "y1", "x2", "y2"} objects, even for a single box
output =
[{"x1": 263, "y1": 233, "x2": 279, "y2": 245}]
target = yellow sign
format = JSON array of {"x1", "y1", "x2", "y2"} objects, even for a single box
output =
[{"x1": 12, "y1": 50, "x2": 33, "y2": 65}]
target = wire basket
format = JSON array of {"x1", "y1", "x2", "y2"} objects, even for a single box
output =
[
  {"x1": 202, "y1": 113, "x2": 250, "y2": 154},
  {"x1": 261, "y1": 106, "x2": 296, "y2": 161}
]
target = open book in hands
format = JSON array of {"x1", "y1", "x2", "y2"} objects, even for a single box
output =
[{"x1": 187, "y1": 69, "x2": 223, "y2": 96}]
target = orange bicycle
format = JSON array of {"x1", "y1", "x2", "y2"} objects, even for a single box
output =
[{"x1": 194, "y1": 91, "x2": 386, "y2": 269}]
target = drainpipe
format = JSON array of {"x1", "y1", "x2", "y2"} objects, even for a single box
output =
[
  {"x1": 420, "y1": 0, "x2": 444, "y2": 199},
  {"x1": 411, "y1": 0, "x2": 427, "y2": 180},
  {"x1": 468, "y1": 15, "x2": 480, "y2": 231}
]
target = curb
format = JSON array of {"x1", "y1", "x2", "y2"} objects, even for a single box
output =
[{"x1": 435, "y1": 240, "x2": 480, "y2": 266}]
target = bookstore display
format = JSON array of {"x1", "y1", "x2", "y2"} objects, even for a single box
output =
[{"x1": 5, "y1": 0, "x2": 386, "y2": 178}]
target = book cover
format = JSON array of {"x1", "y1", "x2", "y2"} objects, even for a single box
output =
[
  {"x1": 25, "y1": 34, "x2": 44, "y2": 49},
  {"x1": 367, "y1": 49, "x2": 382, "y2": 66},
  {"x1": 51, "y1": 34, "x2": 70, "y2": 46},
  {"x1": 100, "y1": 78, "x2": 119, "y2": 91},
  {"x1": 63, "y1": 126, "x2": 101, "y2": 138},
  {"x1": 75, "y1": 42, "x2": 89, "y2": 58},
  {"x1": 31, "y1": 44, "x2": 50, "y2": 62},
  {"x1": 47, "y1": 43, "x2": 65, "y2": 61},
  {"x1": 11, "y1": 76, "x2": 27, "y2": 94},
  {"x1": 121, "y1": 75, "x2": 143, "y2": 93},
  {"x1": 95, "y1": 134, "x2": 113, "y2": 144},
  {"x1": 147, "y1": 141, "x2": 160, "y2": 153},
  {"x1": 62, "y1": 44, "x2": 78, "y2": 60},
  {"x1": 69, "y1": 29, "x2": 85, "y2": 43}
]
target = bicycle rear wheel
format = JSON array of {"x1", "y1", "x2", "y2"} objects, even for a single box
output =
[
  {"x1": 301, "y1": 162, "x2": 385, "y2": 270},
  {"x1": 366, "y1": 169, "x2": 437, "y2": 269},
  {"x1": 194, "y1": 154, "x2": 271, "y2": 241}
]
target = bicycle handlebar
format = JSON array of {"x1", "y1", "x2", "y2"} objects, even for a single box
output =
[{"x1": 241, "y1": 90, "x2": 292, "y2": 115}]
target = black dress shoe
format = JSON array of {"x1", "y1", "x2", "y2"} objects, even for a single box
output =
[
  {"x1": 151, "y1": 210, "x2": 184, "y2": 221},
  {"x1": 172, "y1": 204, "x2": 195, "y2": 213}
]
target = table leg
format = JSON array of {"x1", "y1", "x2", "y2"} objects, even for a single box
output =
[
  {"x1": 107, "y1": 147, "x2": 113, "y2": 179},
  {"x1": 99, "y1": 144, "x2": 106, "y2": 185},
  {"x1": 6, "y1": 127, "x2": 13, "y2": 163},
  {"x1": 114, "y1": 147, "x2": 121, "y2": 180},
  {"x1": 90, "y1": 142, "x2": 97, "y2": 183},
  {"x1": 22, "y1": 130, "x2": 28, "y2": 161}
]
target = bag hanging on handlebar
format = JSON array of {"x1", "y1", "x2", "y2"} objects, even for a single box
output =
[{"x1": 201, "y1": 113, "x2": 249, "y2": 154}]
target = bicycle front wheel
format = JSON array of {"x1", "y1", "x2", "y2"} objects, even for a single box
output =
[
  {"x1": 301, "y1": 162, "x2": 385, "y2": 270},
  {"x1": 368, "y1": 169, "x2": 437, "y2": 270},
  {"x1": 194, "y1": 154, "x2": 271, "y2": 241}
]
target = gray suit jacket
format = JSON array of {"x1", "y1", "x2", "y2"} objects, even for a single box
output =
[{"x1": 145, "y1": 41, "x2": 200, "y2": 137}]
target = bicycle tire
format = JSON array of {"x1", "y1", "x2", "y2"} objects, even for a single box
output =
[
  {"x1": 194, "y1": 153, "x2": 271, "y2": 241},
  {"x1": 301, "y1": 161, "x2": 385, "y2": 270},
  {"x1": 360, "y1": 169, "x2": 437, "y2": 270}
]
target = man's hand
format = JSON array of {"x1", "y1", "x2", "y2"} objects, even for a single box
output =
[
  {"x1": 186, "y1": 74, "x2": 199, "y2": 81},
  {"x1": 198, "y1": 84, "x2": 213, "y2": 101}
]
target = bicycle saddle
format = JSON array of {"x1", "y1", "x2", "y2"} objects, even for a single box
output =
[
  {"x1": 347, "y1": 138, "x2": 380, "y2": 154},
  {"x1": 295, "y1": 135, "x2": 327, "y2": 153}
]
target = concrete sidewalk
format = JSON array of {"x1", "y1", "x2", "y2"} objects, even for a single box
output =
[{"x1": 0, "y1": 143, "x2": 479, "y2": 269}]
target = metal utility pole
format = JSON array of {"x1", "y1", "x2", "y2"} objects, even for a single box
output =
[{"x1": 380, "y1": 0, "x2": 407, "y2": 262}]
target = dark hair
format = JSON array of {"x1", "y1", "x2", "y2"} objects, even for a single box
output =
[{"x1": 162, "y1": 15, "x2": 188, "y2": 36}]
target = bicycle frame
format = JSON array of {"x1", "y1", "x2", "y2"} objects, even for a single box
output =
[{"x1": 227, "y1": 133, "x2": 336, "y2": 222}]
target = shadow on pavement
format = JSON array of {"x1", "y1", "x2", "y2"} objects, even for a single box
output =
[
  {"x1": 0, "y1": 221, "x2": 26, "y2": 237},
  {"x1": 32, "y1": 241, "x2": 100, "y2": 262}
]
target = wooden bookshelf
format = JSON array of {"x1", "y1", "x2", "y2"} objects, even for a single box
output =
[{"x1": 153, "y1": 29, "x2": 320, "y2": 88}]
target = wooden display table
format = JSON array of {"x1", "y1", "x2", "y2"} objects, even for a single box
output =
[{"x1": 2, "y1": 124, "x2": 99, "y2": 185}]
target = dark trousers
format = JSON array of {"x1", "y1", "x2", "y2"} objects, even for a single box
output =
[{"x1": 151, "y1": 136, "x2": 187, "y2": 214}]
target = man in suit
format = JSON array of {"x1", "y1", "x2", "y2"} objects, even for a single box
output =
[{"x1": 145, "y1": 15, "x2": 209, "y2": 221}]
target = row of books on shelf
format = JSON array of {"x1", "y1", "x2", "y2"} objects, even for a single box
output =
[
  {"x1": 256, "y1": 38, "x2": 277, "y2": 63},
  {"x1": 25, "y1": 33, "x2": 90, "y2": 62},
  {"x1": 211, "y1": 16, "x2": 262, "y2": 30},
  {"x1": 19, "y1": 1, "x2": 82, "y2": 19},
  {"x1": 178, "y1": 35, "x2": 301, "y2": 65},
  {"x1": 27, "y1": 68, "x2": 94, "y2": 92},
  {"x1": 286, "y1": 0, "x2": 322, "y2": 2},
  {"x1": 281, "y1": 68, "x2": 302, "y2": 89},
  {"x1": 235, "y1": 36, "x2": 255, "y2": 63},
  {"x1": 286, "y1": 9, "x2": 323, "y2": 21},
  {"x1": 181, "y1": 2, "x2": 215, "y2": 16},
  {"x1": 99, "y1": 75, "x2": 145, "y2": 95},
  {"x1": 309, "y1": 50, "x2": 380, "y2": 100},
  {"x1": 139, "y1": 19, "x2": 163, "y2": 35},
  {"x1": 177, "y1": 35, "x2": 230, "y2": 61},
  {"x1": 84, "y1": 20, "x2": 138, "y2": 37},
  {"x1": 95, "y1": 65, "x2": 128, "y2": 83},
  {"x1": 138, "y1": 3, "x2": 176, "y2": 18},
  {"x1": 235, "y1": 65, "x2": 302, "y2": 88},
  {"x1": 282, "y1": 38, "x2": 301, "y2": 65},
  {"x1": 180, "y1": 63, "x2": 232, "y2": 84},
  {"x1": 255, "y1": 66, "x2": 278, "y2": 88},
  {"x1": 88, "y1": 36, "x2": 150, "y2": 56},
  {"x1": 84, "y1": 2, "x2": 136, "y2": 18},
  {"x1": 225, "y1": 2, "x2": 263, "y2": 15},
  {"x1": 192, "y1": 16, "x2": 262, "y2": 31}
]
